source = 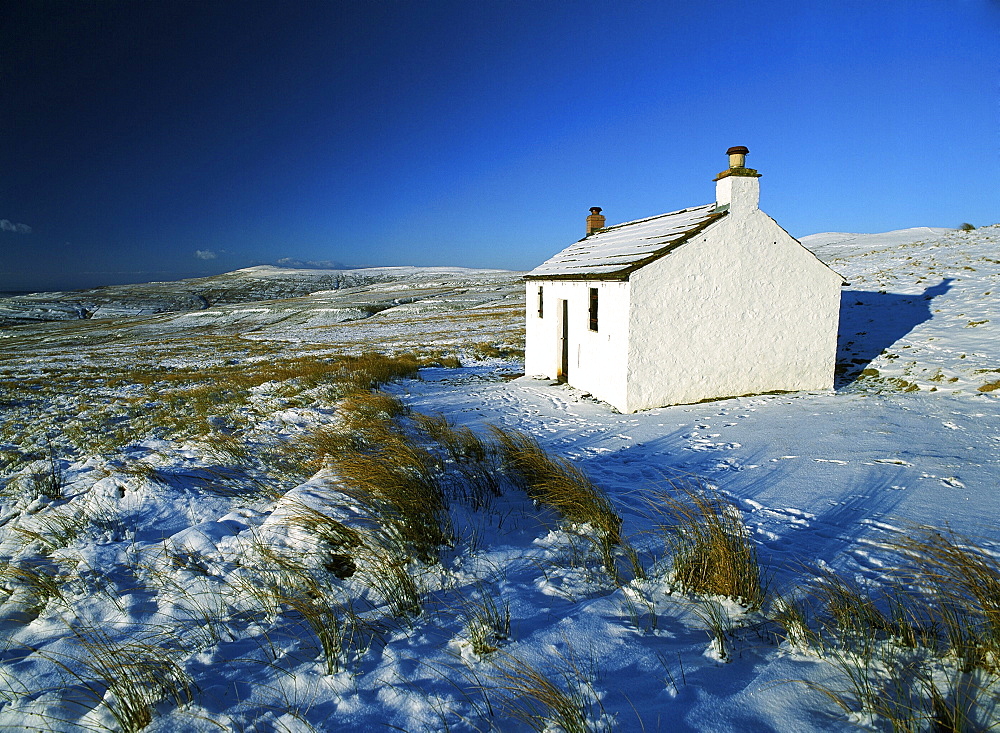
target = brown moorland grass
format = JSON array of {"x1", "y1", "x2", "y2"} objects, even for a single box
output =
[
  {"x1": 412, "y1": 413, "x2": 502, "y2": 508},
  {"x1": 330, "y1": 439, "x2": 451, "y2": 564},
  {"x1": 490, "y1": 426, "x2": 625, "y2": 581},
  {"x1": 648, "y1": 481, "x2": 765, "y2": 610}
]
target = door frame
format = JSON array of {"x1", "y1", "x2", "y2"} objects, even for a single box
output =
[{"x1": 556, "y1": 298, "x2": 569, "y2": 382}]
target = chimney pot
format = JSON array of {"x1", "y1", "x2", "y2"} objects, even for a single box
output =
[
  {"x1": 715, "y1": 145, "x2": 760, "y2": 213},
  {"x1": 726, "y1": 145, "x2": 749, "y2": 169},
  {"x1": 586, "y1": 207, "x2": 606, "y2": 235}
]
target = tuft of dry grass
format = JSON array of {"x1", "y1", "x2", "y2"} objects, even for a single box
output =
[
  {"x1": 34, "y1": 627, "x2": 195, "y2": 733},
  {"x1": 649, "y1": 481, "x2": 765, "y2": 610},
  {"x1": 279, "y1": 581, "x2": 380, "y2": 674},
  {"x1": 461, "y1": 584, "x2": 511, "y2": 657},
  {"x1": 781, "y1": 527, "x2": 1000, "y2": 730},
  {"x1": 282, "y1": 502, "x2": 362, "y2": 579},
  {"x1": 892, "y1": 527, "x2": 1000, "y2": 672},
  {"x1": 356, "y1": 551, "x2": 424, "y2": 620},
  {"x1": 0, "y1": 560, "x2": 67, "y2": 619},
  {"x1": 331, "y1": 439, "x2": 451, "y2": 564},
  {"x1": 412, "y1": 413, "x2": 502, "y2": 508},
  {"x1": 491, "y1": 426, "x2": 624, "y2": 579},
  {"x1": 488, "y1": 650, "x2": 604, "y2": 733},
  {"x1": 492, "y1": 663, "x2": 585, "y2": 732},
  {"x1": 334, "y1": 352, "x2": 421, "y2": 393}
]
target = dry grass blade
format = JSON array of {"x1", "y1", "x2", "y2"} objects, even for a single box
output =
[
  {"x1": 488, "y1": 651, "x2": 593, "y2": 733},
  {"x1": 331, "y1": 440, "x2": 451, "y2": 563},
  {"x1": 491, "y1": 426, "x2": 625, "y2": 579},
  {"x1": 649, "y1": 481, "x2": 765, "y2": 609},
  {"x1": 892, "y1": 527, "x2": 1000, "y2": 672}
]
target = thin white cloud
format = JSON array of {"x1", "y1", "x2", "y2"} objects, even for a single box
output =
[
  {"x1": 194, "y1": 249, "x2": 217, "y2": 260},
  {"x1": 1, "y1": 219, "x2": 32, "y2": 234}
]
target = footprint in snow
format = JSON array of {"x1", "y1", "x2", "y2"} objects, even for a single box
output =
[
  {"x1": 687, "y1": 439, "x2": 741, "y2": 452},
  {"x1": 860, "y1": 519, "x2": 905, "y2": 534},
  {"x1": 712, "y1": 458, "x2": 742, "y2": 471}
]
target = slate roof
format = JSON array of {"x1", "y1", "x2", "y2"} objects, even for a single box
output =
[{"x1": 524, "y1": 203, "x2": 727, "y2": 281}]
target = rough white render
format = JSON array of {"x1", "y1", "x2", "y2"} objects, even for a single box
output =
[
  {"x1": 625, "y1": 208, "x2": 843, "y2": 411},
  {"x1": 524, "y1": 279, "x2": 631, "y2": 409}
]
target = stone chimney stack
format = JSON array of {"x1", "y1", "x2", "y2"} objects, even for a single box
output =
[
  {"x1": 714, "y1": 146, "x2": 761, "y2": 215},
  {"x1": 586, "y1": 207, "x2": 605, "y2": 235}
]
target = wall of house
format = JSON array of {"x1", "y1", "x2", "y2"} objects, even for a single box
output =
[
  {"x1": 524, "y1": 279, "x2": 631, "y2": 411},
  {"x1": 625, "y1": 211, "x2": 843, "y2": 412}
]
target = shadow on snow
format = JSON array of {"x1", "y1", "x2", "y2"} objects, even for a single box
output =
[{"x1": 835, "y1": 278, "x2": 953, "y2": 387}]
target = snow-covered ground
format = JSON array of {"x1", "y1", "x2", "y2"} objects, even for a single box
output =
[{"x1": 0, "y1": 225, "x2": 998, "y2": 731}]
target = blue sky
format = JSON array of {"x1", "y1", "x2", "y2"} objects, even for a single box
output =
[{"x1": 2, "y1": 1, "x2": 998, "y2": 291}]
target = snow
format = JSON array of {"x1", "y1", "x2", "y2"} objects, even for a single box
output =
[
  {"x1": 0, "y1": 224, "x2": 998, "y2": 731},
  {"x1": 525, "y1": 204, "x2": 722, "y2": 278}
]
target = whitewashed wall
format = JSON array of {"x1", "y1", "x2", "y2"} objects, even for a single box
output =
[
  {"x1": 624, "y1": 209, "x2": 843, "y2": 412},
  {"x1": 524, "y1": 279, "x2": 632, "y2": 411}
]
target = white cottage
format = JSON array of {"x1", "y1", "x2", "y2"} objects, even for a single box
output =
[{"x1": 523, "y1": 147, "x2": 845, "y2": 413}]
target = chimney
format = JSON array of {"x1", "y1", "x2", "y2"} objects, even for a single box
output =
[
  {"x1": 714, "y1": 145, "x2": 761, "y2": 215},
  {"x1": 727, "y1": 145, "x2": 748, "y2": 169},
  {"x1": 586, "y1": 207, "x2": 605, "y2": 235}
]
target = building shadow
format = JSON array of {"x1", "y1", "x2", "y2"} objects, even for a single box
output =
[{"x1": 835, "y1": 278, "x2": 953, "y2": 387}]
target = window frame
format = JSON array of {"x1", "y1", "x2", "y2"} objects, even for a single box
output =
[{"x1": 588, "y1": 287, "x2": 598, "y2": 332}]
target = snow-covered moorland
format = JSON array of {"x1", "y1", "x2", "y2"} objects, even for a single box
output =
[{"x1": 0, "y1": 225, "x2": 998, "y2": 732}]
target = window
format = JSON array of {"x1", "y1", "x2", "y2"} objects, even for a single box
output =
[
  {"x1": 588, "y1": 287, "x2": 598, "y2": 331},
  {"x1": 537, "y1": 286, "x2": 544, "y2": 318}
]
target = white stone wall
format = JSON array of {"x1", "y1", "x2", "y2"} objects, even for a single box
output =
[
  {"x1": 714, "y1": 174, "x2": 759, "y2": 215},
  {"x1": 624, "y1": 210, "x2": 843, "y2": 412},
  {"x1": 524, "y1": 279, "x2": 632, "y2": 411}
]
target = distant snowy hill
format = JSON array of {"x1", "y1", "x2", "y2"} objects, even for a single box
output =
[
  {"x1": 0, "y1": 264, "x2": 522, "y2": 326},
  {"x1": 803, "y1": 224, "x2": 1000, "y2": 394},
  {"x1": 799, "y1": 226, "x2": 954, "y2": 251}
]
